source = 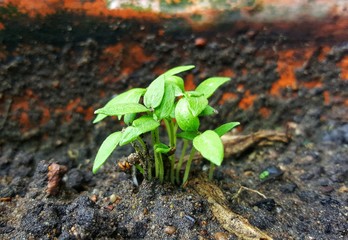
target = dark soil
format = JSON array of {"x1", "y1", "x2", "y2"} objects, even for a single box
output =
[{"x1": 0, "y1": 8, "x2": 348, "y2": 240}]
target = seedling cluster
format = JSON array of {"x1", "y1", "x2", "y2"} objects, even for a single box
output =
[{"x1": 93, "y1": 65, "x2": 239, "y2": 185}]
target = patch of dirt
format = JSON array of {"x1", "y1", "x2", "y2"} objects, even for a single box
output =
[{"x1": 1, "y1": 8, "x2": 348, "y2": 240}]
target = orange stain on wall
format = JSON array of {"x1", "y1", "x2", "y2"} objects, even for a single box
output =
[
  {"x1": 259, "y1": 107, "x2": 271, "y2": 118},
  {"x1": 338, "y1": 56, "x2": 348, "y2": 80},
  {"x1": 270, "y1": 49, "x2": 314, "y2": 96},
  {"x1": 4, "y1": 0, "x2": 163, "y2": 20},
  {"x1": 219, "y1": 92, "x2": 238, "y2": 104},
  {"x1": 238, "y1": 90, "x2": 256, "y2": 110}
]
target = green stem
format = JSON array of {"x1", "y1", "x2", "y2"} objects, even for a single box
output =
[
  {"x1": 151, "y1": 130, "x2": 159, "y2": 179},
  {"x1": 136, "y1": 136, "x2": 147, "y2": 151},
  {"x1": 164, "y1": 118, "x2": 176, "y2": 184},
  {"x1": 208, "y1": 162, "x2": 216, "y2": 180},
  {"x1": 152, "y1": 128, "x2": 164, "y2": 183},
  {"x1": 182, "y1": 146, "x2": 196, "y2": 185},
  {"x1": 176, "y1": 139, "x2": 188, "y2": 184}
]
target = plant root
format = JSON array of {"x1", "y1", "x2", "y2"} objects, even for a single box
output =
[{"x1": 190, "y1": 176, "x2": 273, "y2": 240}]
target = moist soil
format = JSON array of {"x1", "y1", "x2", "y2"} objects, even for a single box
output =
[{"x1": 0, "y1": 10, "x2": 348, "y2": 240}]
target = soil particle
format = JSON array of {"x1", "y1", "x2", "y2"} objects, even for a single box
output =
[
  {"x1": 253, "y1": 198, "x2": 276, "y2": 212},
  {"x1": 279, "y1": 182, "x2": 297, "y2": 194},
  {"x1": 164, "y1": 225, "x2": 176, "y2": 235},
  {"x1": 65, "y1": 168, "x2": 91, "y2": 192}
]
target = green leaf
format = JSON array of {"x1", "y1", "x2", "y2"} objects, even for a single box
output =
[
  {"x1": 95, "y1": 103, "x2": 149, "y2": 116},
  {"x1": 175, "y1": 98, "x2": 200, "y2": 132},
  {"x1": 187, "y1": 95, "x2": 208, "y2": 117},
  {"x1": 119, "y1": 126, "x2": 141, "y2": 146},
  {"x1": 154, "y1": 81, "x2": 176, "y2": 120},
  {"x1": 93, "y1": 131, "x2": 122, "y2": 173},
  {"x1": 120, "y1": 116, "x2": 160, "y2": 145},
  {"x1": 93, "y1": 88, "x2": 146, "y2": 123},
  {"x1": 124, "y1": 113, "x2": 137, "y2": 125},
  {"x1": 195, "y1": 77, "x2": 230, "y2": 98},
  {"x1": 199, "y1": 105, "x2": 218, "y2": 117},
  {"x1": 162, "y1": 65, "x2": 195, "y2": 77},
  {"x1": 93, "y1": 113, "x2": 107, "y2": 124},
  {"x1": 144, "y1": 75, "x2": 165, "y2": 109},
  {"x1": 193, "y1": 130, "x2": 224, "y2": 166},
  {"x1": 214, "y1": 122, "x2": 240, "y2": 137},
  {"x1": 177, "y1": 131, "x2": 199, "y2": 141},
  {"x1": 187, "y1": 91, "x2": 204, "y2": 97},
  {"x1": 166, "y1": 75, "x2": 185, "y2": 94},
  {"x1": 154, "y1": 143, "x2": 171, "y2": 154}
]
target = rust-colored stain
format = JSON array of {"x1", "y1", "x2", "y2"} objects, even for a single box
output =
[
  {"x1": 259, "y1": 107, "x2": 271, "y2": 118},
  {"x1": 185, "y1": 73, "x2": 196, "y2": 91},
  {"x1": 220, "y1": 68, "x2": 235, "y2": 78},
  {"x1": 238, "y1": 90, "x2": 256, "y2": 110},
  {"x1": 3, "y1": 0, "x2": 164, "y2": 20},
  {"x1": 338, "y1": 56, "x2": 348, "y2": 80},
  {"x1": 302, "y1": 80, "x2": 323, "y2": 89},
  {"x1": 219, "y1": 92, "x2": 238, "y2": 105},
  {"x1": 100, "y1": 43, "x2": 155, "y2": 82},
  {"x1": 270, "y1": 49, "x2": 314, "y2": 96},
  {"x1": 323, "y1": 91, "x2": 330, "y2": 105},
  {"x1": 318, "y1": 46, "x2": 331, "y2": 62}
]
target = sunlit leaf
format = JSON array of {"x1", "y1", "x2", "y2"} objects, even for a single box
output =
[
  {"x1": 193, "y1": 130, "x2": 224, "y2": 166},
  {"x1": 195, "y1": 77, "x2": 230, "y2": 98},
  {"x1": 162, "y1": 65, "x2": 195, "y2": 77},
  {"x1": 144, "y1": 75, "x2": 165, "y2": 109},
  {"x1": 187, "y1": 95, "x2": 208, "y2": 117},
  {"x1": 177, "y1": 131, "x2": 199, "y2": 141},
  {"x1": 120, "y1": 116, "x2": 160, "y2": 145},
  {"x1": 175, "y1": 98, "x2": 200, "y2": 132},
  {"x1": 124, "y1": 113, "x2": 137, "y2": 125},
  {"x1": 214, "y1": 122, "x2": 240, "y2": 137},
  {"x1": 93, "y1": 131, "x2": 122, "y2": 173},
  {"x1": 95, "y1": 103, "x2": 149, "y2": 116},
  {"x1": 199, "y1": 105, "x2": 218, "y2": 117},
  {"x1": 154, "y1": 81, "x2": 176, "y2": 120},
  {"x1": 166, "y1": 75, "x2": 185, "y2": 94},
  {"x1": 93, "y1": 88, "x2": 145, "y2": 123}
]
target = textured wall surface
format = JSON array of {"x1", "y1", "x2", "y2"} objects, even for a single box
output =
[{"x1": 0, "y1": 0, "x2": 347, "y2": 144}]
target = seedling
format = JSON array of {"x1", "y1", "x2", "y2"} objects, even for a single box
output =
[{"x1": 92, "y1": 65, "x2": 239, "y2": 185}]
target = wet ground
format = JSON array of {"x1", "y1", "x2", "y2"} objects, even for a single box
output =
[{"x1": 0, "y1": 5, "x2": 348, "y2": 240}]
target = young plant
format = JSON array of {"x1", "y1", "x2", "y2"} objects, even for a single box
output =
[{"x1": 92, "y1": 65, "x2": 240, "y2": 185}]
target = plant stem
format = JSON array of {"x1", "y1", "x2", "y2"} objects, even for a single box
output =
[
  {"x1": 151, "y1": 130, "x2": 159, "y2": 179},
  {"x1": 208, "y1": 162, "x2": 216, "y2": 180},
  {"x1": 176, "y1": 139, "x2": 188, "y2": 184},
  {"x1": 136, "y1": 136, "x2": 150, "y2": 180},
  {"x1": 151, "y1": 128, "x2": 164, "y2": 183},
  {"x1": 182, "y1": 146, "x2": 196, "y2": 185},
  {"x1": 164, "y1": 118, "x2": 176, "y2": 184}
]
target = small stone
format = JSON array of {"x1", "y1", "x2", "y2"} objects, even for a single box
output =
[
  {"x1": 280, "y1": 182, "x2": 297, "y2": 193},
  {"x1": 164, "y1": 226, "x2": 176, "y2": 235},
  {"x1": 320, "y1": 186, "x2": 334, "y2": 194},
  {"x1": 109, "y1": 194, "x2": 117, "y2": 203},
  {"x1": 90, "y1": 194, "x2": 97, "y2": 202},
  {"x1": 338, "y1": 185, "x2": 348, "y2": 193},
  {"x1": 214, "y1": 231, "x2": 228, "y2": 240},
  {"x1": 195, "y1": 37, "x2": 207, "y2": 47},
  {"x1": 105, "y1": 205, "x2": 114, "y2": 211}
]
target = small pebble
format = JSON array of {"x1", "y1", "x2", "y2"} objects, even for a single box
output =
[
  {"x1": 195, "y1": 37, "x2": 207, "y2": 47},
  {"x1": 105, "y1": 205, "x2": 114, "y2": 211},
  {"x1": 214, "y1": 231, "x2": 228, "y2": 240},
  {"x1": 164, "y1": 226, "x2": 176, "y2": 235},
  {"x1": 109, "y1": 194, "x2": 117, "y2": 203},
  {"x1": 338, "y1": 185, "x2": 348, "y2": 193},
  {"x1": 320, "y1": 186, "x2": 334, "y2": 194},
  {"x1": 90, "y1": 194, "x2": 98, "y2": 202}
]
